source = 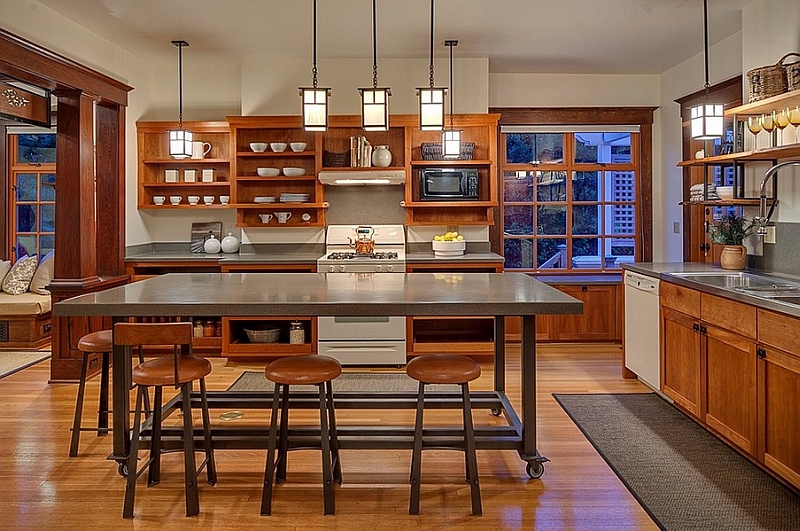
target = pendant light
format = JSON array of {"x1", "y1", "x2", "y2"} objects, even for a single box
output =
[
  {"x1": 300, "y1": 0, "x2": 331, "y2": 131},
  {"x1": 359, "y1": 0, "x2": 391, "y2": 131},
  {"x1": 442, "y1": 39, "x2": 461, "y2": 159},
  {"x1": 416, "y1": 0, "x2": 446, "y2": 131},
  {"x1": 168, "y1": 40, "x2": 193, "y2": 159},
  {"x1": 690, "y1": 0, "x2": 723, "y2": 140}
]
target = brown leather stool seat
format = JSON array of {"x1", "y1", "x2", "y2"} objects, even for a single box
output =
[
  {"x1": 69, "y1": 330, "x2": 113, "y2": 457},
  {"x1": 261, "y1": 355, "x2": 342, "y2": 516},
  {"x1": 406, "y1": 354, "x2": 483, "y2": 516},
  {"x1": 117, "y1": 322, "x2": 217, "y2": 519}
]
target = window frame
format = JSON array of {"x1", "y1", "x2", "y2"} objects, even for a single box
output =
[{"x1": 490, "y1": 107, "x2": 656, "y2": 274}]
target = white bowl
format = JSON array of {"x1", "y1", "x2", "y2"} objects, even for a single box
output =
[
  {"x1": 270, "y1": 142, "x2": 287, "y2": 153},
  {"x1": 250, "y1": 142, "x2": 268, "y2": 152},
  {"x1": 257, "y1": 167, "x2": 280, "y2": 177},
  {"x1": 716, "y1": 186, "x2": 734, "y2": 200},
  {"x1": 290, "y1": 142, "x2": 307, "y2": 152},
  {"x1": 282, "y1": 167, "x2": 306, "y2": 177},
  {"x1": 432, "y1": 240, "x2": 466, "y2": 257}
]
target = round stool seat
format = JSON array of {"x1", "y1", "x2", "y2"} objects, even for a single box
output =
[
  {"x1": 265, "y1": 355, "x2": 342, "y2": 386},
  {"x1": 78, "y1": 330, "x2": 113, "y2": 354},
  {"x1": 133, "y1": 356, "x2": 212, "y2": 387},
  {"x1": 406, "y1": 354, "x2": 481, "y2": 385}
]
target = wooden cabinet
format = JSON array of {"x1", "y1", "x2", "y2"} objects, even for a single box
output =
[
  {"x1": 136, "y1": 121, "x2": 232, "y2": 209},
  {"x1": 227, "y1": 116, "x2": 325, "y2": 227},
  {"x1": 506, "y1": 282, "x2": 620, "y2": 343},
  {"x1": 757, "y1": 309, "x2": 800, "y2": 489},
  {"x1": 223, "y1": 316, "x2": 316, "y2": 359},
  {"x1": 660, "y1": 282, "x2": 757, "y2": 454}
]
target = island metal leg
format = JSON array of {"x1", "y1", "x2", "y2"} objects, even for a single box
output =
[
  {"x1": 521, "y1": 314, "x2": 547, "y2": 478},
  {"x1": 110, "y1": 317, "x2": 131, "y2": 473}
]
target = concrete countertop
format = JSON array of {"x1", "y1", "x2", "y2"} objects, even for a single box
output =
[
  {"x1": 623, "y1": 262, "x2": 800, "y2": 319},
  {"x1": 126, "y1": 243, "x2": 323, "y2": 265},
  {"x1": 54, "y1": 272, "x2": 584, "y2": 318}
]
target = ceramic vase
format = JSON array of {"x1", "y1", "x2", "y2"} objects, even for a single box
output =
[
  {"x1": 720, "y1": 244, "x2": 747, "y2": 270},
  {"x1": 371, "y1": 145, "x2": 392, "y2": 167},
  {"x1": 221, "y1": 232, "x2": 240, "y2": 253},
  {"x1": 204, "y1": 234, "x2": 221, "y2": 254}
]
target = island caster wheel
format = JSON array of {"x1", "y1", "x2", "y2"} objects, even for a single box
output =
[
  {"x1": 117, "y1": 461, "x2": 129, "y2": 477},
  {"x1": 526, "y1": 462, "x2": 545, "y2": 479},
  {"x1": 490, "y1": 408, "x2": 502, "y2": 417}
]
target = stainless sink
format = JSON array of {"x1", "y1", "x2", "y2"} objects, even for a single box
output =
[
  {"x1": 670, "y1": 271, "x2": 796, "y2": 290},
  {"x1": 771, "y1": 296, "x2": 800, "y2": 306}
]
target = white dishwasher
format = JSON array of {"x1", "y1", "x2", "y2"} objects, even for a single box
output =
[{"x1": 624, "y1": 270, "x2": 661, "y2": 391}]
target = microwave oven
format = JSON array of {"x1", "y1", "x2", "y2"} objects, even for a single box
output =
[{"x1": 419, "y1": 168, "x2": 479, "y2": 200}]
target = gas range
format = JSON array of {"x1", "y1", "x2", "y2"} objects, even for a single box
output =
[{"x1": 318, "y1": 225, "x2": 406, "y2": 273}]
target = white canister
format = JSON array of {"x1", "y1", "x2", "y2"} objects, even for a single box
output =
[
  {"x1": 184, "y1": 169, "x2": 197, "y2": 182},
  {"x1": 289, "y1": 321, "x2": 305, "y2": 344},
  {"x1": 371, "y1": 145, "x2": 392, "y2": 167},
  {"x1": 203, "y1": 233, "x2": 221, "y2": 254},
  {"x1": 202, "y1": 168, "x2": 215, "y2": 182},
  {"x1": 221, "y1": 232, "x2": 240, "y2": 253}
]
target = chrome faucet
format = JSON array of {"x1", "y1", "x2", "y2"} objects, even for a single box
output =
[{"x1": 755, "y1": 160, "x2": 800, "y2": 235}]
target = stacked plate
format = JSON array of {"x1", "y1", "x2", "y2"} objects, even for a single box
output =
[
  {"x1": 279, "y1": 193, "x2": 310, "y2": 203},
  {"x1": 254, "y1": 196, "x2": 276, "y2": 203}
]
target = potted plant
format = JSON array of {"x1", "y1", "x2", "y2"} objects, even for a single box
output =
[{"x1": 706, "y1": 212, "x2": 755, "y2": 269}]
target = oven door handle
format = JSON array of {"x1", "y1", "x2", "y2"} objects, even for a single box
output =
[
  {"x1": 322, "y1": 345, "x2": 404, "y2": 352},
  {"x1": 330, "y1": 316, "x2": 392, "y2": 324}
]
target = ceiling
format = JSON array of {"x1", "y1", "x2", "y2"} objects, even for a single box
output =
[{"x1": 35, "y1": 0, "x2": 754, "y2": 74}]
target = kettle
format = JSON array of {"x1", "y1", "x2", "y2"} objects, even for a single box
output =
[{"x1": 348, "y1": 225, "x2": 375, "y2": 255}]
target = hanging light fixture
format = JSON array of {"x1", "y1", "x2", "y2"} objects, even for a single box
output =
[
  {"x1": 359, "y1": 0, "x2": 391, "y2": 131},
  {"x1": 300, "y1": 0, "x2": 331, "y2": 131},
  {"x1": 416, "y1": 0, "x2": 446, "y2": 131},
  {"x1": 442, "y1": 39, "x2": 461, "y2": 159},
  {"x1": 690, "y1": 0, "x2": 723, "y2": 140},
  {"x1": 168, "y1": 40, "x2": 193, "y2": 159}
]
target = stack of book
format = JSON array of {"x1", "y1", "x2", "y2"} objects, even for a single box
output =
[{"x1": 350, "y1": 136, "x2": 373, "y2": 167}]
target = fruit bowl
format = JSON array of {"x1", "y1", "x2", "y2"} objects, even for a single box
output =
[{"x1": 432, "y1": 240, "x2": 466, "y2": 257}]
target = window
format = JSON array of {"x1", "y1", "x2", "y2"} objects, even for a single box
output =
[
  {"x1": 7, "y1": 133, "x2": 56, "y2": 259},
  {"x1": 501, "y1": 126, "x2": 642, "y2": 273}
]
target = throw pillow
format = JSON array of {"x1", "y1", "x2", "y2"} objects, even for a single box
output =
[
  {"x1": 1, "y1": 254, "x2": 39, "y2": 295},
  {"x1": 29, "y1": 251, "x2": 55, "y2": 295},
  {"x1": 0, "y1": 260, "x2": 11, "y2": 292}
]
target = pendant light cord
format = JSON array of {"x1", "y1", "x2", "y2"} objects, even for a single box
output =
[
  {"x1": 446, "y1": 40, "x2": 456, "y2": 130},
  {"x1": 312, "y1": 0, "x2": 318, "y2": 88},
  {"x1": 172, "y1": 40, "x2": 188, "y2": 128},
  {"x1": 372, "y1": 0, "x2": 378, "y2": 88},
  {"x1": 428, "y1": 0, "x2": 435, "y2": 88},
  {"x1": 703, "y1": 0, "x2": 710, "y2": 97}
]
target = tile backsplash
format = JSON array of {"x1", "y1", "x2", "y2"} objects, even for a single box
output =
[{"x1": 753, "y1": 222, "x2": 800, "y2": 276}]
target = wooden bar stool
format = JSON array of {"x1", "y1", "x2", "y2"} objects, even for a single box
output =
[
  {"x1": 406, "y1": 354, "x2": 482, "y2": 516},
  {"x1": 261, "y1": 355, "x2": 342, "y2": 516},
  {"x1": 69, "y1": 330, "x2": 112, "y2": 457},
  {"x1": 115, "y1": 322, "x2": 217, "y2": 519}
]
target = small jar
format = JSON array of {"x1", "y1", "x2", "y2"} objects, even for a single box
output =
[
  {"x1": 214, "y1": 320, "x2": 222, "y2": 337},
  {"x1": 203, "y1": 320, "x2": 215, "y2": 337},
  {"x1": 193, "y1": 320, "x2": 204, "y2": 338},
  {"x1": 289, "y1": 321, "x2": 305, "y2": 345}
]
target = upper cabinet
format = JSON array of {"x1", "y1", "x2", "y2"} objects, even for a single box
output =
[
  {"x1": 137, "y1": 113, "x2": 500, "y2": 227},
  {"x1": 136, "y1": 121, "x2": 231, "y2": 209}
]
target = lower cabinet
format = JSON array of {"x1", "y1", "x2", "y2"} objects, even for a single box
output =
[{"x1": 661, "y1": 306, "x2": 702, "y2": 418}]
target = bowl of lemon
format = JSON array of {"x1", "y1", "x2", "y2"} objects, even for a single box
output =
[{"x1": 432, "y1": 231, "x2": 466, "y2": 257}]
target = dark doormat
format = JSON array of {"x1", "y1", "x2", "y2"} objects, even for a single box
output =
[
  {"x1": 554, "y1": 393, "x2": 800, "y2": 531},
  {"x1": 228, "y1": 371, "x2": 461, "y2": 393}
]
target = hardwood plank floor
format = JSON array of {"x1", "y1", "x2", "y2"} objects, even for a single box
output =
[{"x1": 0, "y1": 344, "x2": 660, "y2": 530}]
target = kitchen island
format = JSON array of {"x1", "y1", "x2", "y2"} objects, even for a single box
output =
[{"x1": 54, "y1": 272, "x2": 582, "y2": 477}]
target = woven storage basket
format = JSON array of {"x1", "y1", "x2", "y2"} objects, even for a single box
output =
[
  {"x1": 420, "y1": 142, "x2": 475, "y2": 161},
  {"x1": 323, "y1": 150, "x2": 350, "y2": 167},
  {"x1": 784, "y1": 53, "x2": 800, "y2": 92},
  {"x1": 747, "y1": 52, "x2": 800, "y2": 102}
]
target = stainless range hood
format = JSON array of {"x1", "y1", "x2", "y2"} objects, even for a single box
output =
[{"x1": 318, "y1": 169, "x2": 406, "y2": 186}]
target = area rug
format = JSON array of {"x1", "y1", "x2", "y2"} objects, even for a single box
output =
[
  {"x1": 553, "y1": 393, "x2": 800, "y2": 531},
  {"x1": 0, "y1": 350, "x2": 50, "y2": 379},
  {"x1": 228, "y1": 371, "x2": 460, "y2": 393}
]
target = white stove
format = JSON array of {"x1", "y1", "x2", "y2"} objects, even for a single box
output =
[
  {"x1": 318, "y1": 224, "x2": 406, "y2": 273},
  {"x1": 317, "y1": 224, "x2": 407, "y2": 366}
]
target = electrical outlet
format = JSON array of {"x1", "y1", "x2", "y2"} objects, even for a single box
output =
[
  {"x1": 673, "y1": 222, "x2": 680, "y2": 234},
  {"x1": 764, "y1": 226, "x2": 776, "y2": 244}
]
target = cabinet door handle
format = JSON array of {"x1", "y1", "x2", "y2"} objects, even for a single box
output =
[
  {"x1": 757, "y1": 348, "x2": 766, "y2": 359},
  {"x1": 699, "y1": 325, "x2": 707, "y2": 334},
  {"x1": 692, "y1": 323, "x2": 700, "y2": 332},
  {"x1": 581, "y1": 285, "x2": 588, "y2": 292}
]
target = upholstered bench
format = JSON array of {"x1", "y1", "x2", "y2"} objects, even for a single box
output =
[{"x1": 0, "y1": 292, "x2": 52, "y2": 349}]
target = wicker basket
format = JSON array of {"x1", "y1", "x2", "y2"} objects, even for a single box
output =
[
  {"x1": 323, "y1": 150, "x2": 350, "y2": 167},
  {"x1": 785, "y1": 53, "x2": 800, "y2": 92},
  {"x1": 420, "y1": 142, "x2": 475, "y2": 161},
  {"x1": 747, "y1": 52, "x2": 800, "y2": 102}
]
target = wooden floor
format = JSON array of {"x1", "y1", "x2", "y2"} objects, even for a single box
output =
[{"x1": 0, "y1": 343, "x2": 660, "y2": 530}]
